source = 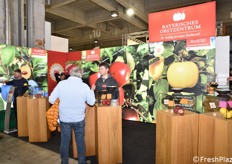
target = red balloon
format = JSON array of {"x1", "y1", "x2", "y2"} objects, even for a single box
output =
[
  {"x1": 89, "y1": 72, "x2": 100, "y2": 87},
  {"x1": 109, "y1": 62, "x2": 130, "y2": 87}
]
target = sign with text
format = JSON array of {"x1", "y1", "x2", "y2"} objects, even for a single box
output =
[
  {"x1": 187, "y1": 37, "x2": 211, "y2": 47},
  {"x1": 186, "y1": 37, "x2": 216, "y2": 50},
  {"x1": 149, "y1": 2, "x2": 216, "y2": 42},
  {"x1": 85, "y1": 49, "x2": 100, "y2": 61},
  {"x1": 31, "y1": 48, "x2": 47, "y2": 57}
]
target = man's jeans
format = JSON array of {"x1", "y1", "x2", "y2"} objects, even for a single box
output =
[{"x1": 60, "y1": 120, "x2": 86, "y2": 164}]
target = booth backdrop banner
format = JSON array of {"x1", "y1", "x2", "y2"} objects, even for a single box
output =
[
  {"x1": 82, "y1": 42, "x2": 215, "y2": 123},
  {"x1": 47, "y1": 50, "x2": 66, "y2": 94},
  {"x1": 67, "y1": 51, "x2": 82, "y2": 61},
  {"x1": 0, "y1": 44, "x2": 48, "y2": 109},
  {"x1": 47, "y1": 50, "x2": 82, "y2": 94},
  {"x1": 149, "y1": 39, "x2": 215, "y2": 119},
  {"x1": 82, "y1": 45, "x2": 153, "y2": 122},
  {"x1": 149, "y1": 1, "x2": 216, "y2": 42}
]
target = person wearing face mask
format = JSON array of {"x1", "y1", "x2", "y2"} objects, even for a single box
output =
[{"x1": 5, "y1": 69, "x2": 28, "y2": 118}]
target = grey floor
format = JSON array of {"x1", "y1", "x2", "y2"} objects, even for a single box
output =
[{"x1": 0, "y1": 133, "x2": 78, "y2": 164}]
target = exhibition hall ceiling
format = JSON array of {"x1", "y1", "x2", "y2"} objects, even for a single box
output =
[{"x1": 45, "y1": 0, "x2": 232, "y2": 50}]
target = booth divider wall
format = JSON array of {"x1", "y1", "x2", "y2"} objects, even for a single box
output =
[{"x1": 47, "y1": 50, "x2": 82, "y2": 94}]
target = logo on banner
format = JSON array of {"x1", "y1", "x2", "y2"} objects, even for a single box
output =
[
  {"x1": 31, "y1": 48, "x2": 47, "y2": 57},
  {"x1": 173, "y1": 11, "x2": 186, "y2": 22},
  {"x1": 86, "y1": 49, "x2": 100, "y2": 61},
  {"x1": 186, "y1": 37, "x2": 215, "y2": 50}
]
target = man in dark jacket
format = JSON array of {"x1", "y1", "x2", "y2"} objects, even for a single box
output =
[
  {"x1": 6, "y1": 69, "x2": 28, "y2": 118},
  {"x1": 92, "y1": 62, "x2": 118, "y2": 99}
]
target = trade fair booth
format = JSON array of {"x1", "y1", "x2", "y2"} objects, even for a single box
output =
[{"x1": 0, "y1": 1, "x2": 231, "y2": 164}]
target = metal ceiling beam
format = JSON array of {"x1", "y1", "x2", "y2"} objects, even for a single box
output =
[
  {"x1": 46, "y1": 5, "x2": 86, "y2": 24},
  {"x1": 53, "y1": 20, "x2": 83, "y2": 32},
  {"x1": 90, "y1": 0, "x2": 147, "y2": 30},
  {"x1": 115, "y1": 0, "x2": 148, "y2": 23},
  {"x1": 68, "y1": 25, "x2": 139, "y2": 45},
  {"x1": 50, "y1": 0, "x2": 76, "y2": 9},
  {"x1": 46, "y1": 5, "x2": 121, "y2": 33}
]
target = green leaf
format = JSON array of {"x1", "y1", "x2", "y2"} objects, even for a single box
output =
[
  {"x1": 42, "y1": 80, "x2": 48, "y2": 92},
  {"x1": 0, "y1": 65, "x2": 6, "y2": 75},
  {"x1": 31, "y1": 57, "x2": 45, "y2": 68},
  {"x1": 1, "y1": 45, "x2": 16, "y2": 65},
  {"x1": 153, "y1": 79, "x2": 169, "y2": 96},
  {"x1": 126, "y1": 52, "x2": 135, "y2": 71},
  {"x1": 90, "y1": 63, "x2": 99, "y2": 72},
  {"x1": 33, "y1": 67, "x2": 47, "y2": 77},
  {"x1": 0, "y1": 97, "x2": 4, "y2": 111},
  {"x1": 200, "y1": 74, "x2": 207, "y2": 85},
  {"x1": 160, "y1": 65, "x2": 168, "y2": 79},
  {"x1": 206, "y1": 49, "x2": 215, "y2": 59},
  {"x1": 194, "y1": 49, "x2": 209, "y2": 56},
  {"x1": 162, "y1": 43, "x2": 174, "y2": 58},
  {"x1": 137, "y1": 44, "x2": 149, "y2": 54},
  {"x1": 101, "y1": 48, "x2": 113, "y2": 63}
]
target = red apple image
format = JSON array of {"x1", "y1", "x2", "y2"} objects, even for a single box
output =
[
  {"x1": 89, "y1": 72, "x2": 100, "y2": 87},
  {"x1": 122, "y1": 108, "x2": 139, "y2": 121},
  {"x1": 109, "y1": 62, "x2": 131, "y2": 87},
  {"x1": 66, "y1": 64, "x2": 77, "y2": 75}
]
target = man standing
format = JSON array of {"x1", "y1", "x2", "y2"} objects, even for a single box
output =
[
  {"x1": 6, "y1": 69, "x2": 28, "y2": 118},
  {"x1": 92, "y1": 62, "x2": 118, "y2": 99},
  {"x1": 49, "y1": 67, "x2": 95, "y2": 164}
]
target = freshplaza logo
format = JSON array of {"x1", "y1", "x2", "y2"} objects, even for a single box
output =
[
  {"x1": 193, "y1": 156, "x2": 232, "y2": 163},
  {"x1": 173, "y1": 11, "x2": 186, "y2": 22}
]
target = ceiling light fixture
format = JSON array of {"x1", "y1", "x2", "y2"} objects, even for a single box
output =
[
  {"x1": 126, "y1": 8, "x2": 134, "y2": 16},
  {"x1": 94, "y1": 39, "x2": 99, "y2": 44},
  {"x1": 111, "y1": 11, "x2": 119, "y2": 17}
]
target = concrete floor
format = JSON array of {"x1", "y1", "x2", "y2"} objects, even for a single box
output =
[{"x1": 0, "y1": 133, "x2": 78, "y2": 164}]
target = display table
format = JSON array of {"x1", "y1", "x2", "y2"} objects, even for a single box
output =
[
  {"x1": 72, "y1": 105, "x2": 96, "y2": 158},
  {"x1": 27, "y1": 97, "x2": 50, "y2": 142},
  {"x1": 95, "y1": 105, "x2": 122, "y2": 164},
  {"x1": 156, "y1": 110, "x2": 198, "y2": 164},
  {"x1": 198, "y1": 112, "x2": 232, "y2": 159},
  {"x1": 17, "y1": 96, "x2": 28, "y2": 137}
]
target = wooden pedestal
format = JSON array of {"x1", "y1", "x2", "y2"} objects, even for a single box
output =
[
  {"x1": 95, "y1": 105, "x2": 122, "y2": 164},
  {"x1": 156, "y1": 110, "x2": 198, "y2": 164},
  {"x1": 17, "y1": 96, "x2": 28, "y2": 137},
  {"x1": 27, "y1": 97, "x2": 50, "y2": 142},
  {"x1": 198, "y1": 112, "x2": 232, "y2": 161},
  {"x1": 72, "y1": 105, "x2": 96, "y2": 158}
]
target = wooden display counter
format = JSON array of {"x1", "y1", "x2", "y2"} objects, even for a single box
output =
[
  {"x1": 156, "y1": 110, "x2": 198, "y2": 164},
  {"x1": 198, "y1": 112, "x2": 232, "y2": 160},
  {"x1": 27, "y1": 97, "x2": 50, "y2": 142},
  {"x1": 17, "y1": 96, "x2": 28, "y2": 137},
  {"x1": 96, "y1": 105, "x2": 122, "y2": 164},
  {"x1": 72, "y1": 105, "x2": 96, "y2": 158}
]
